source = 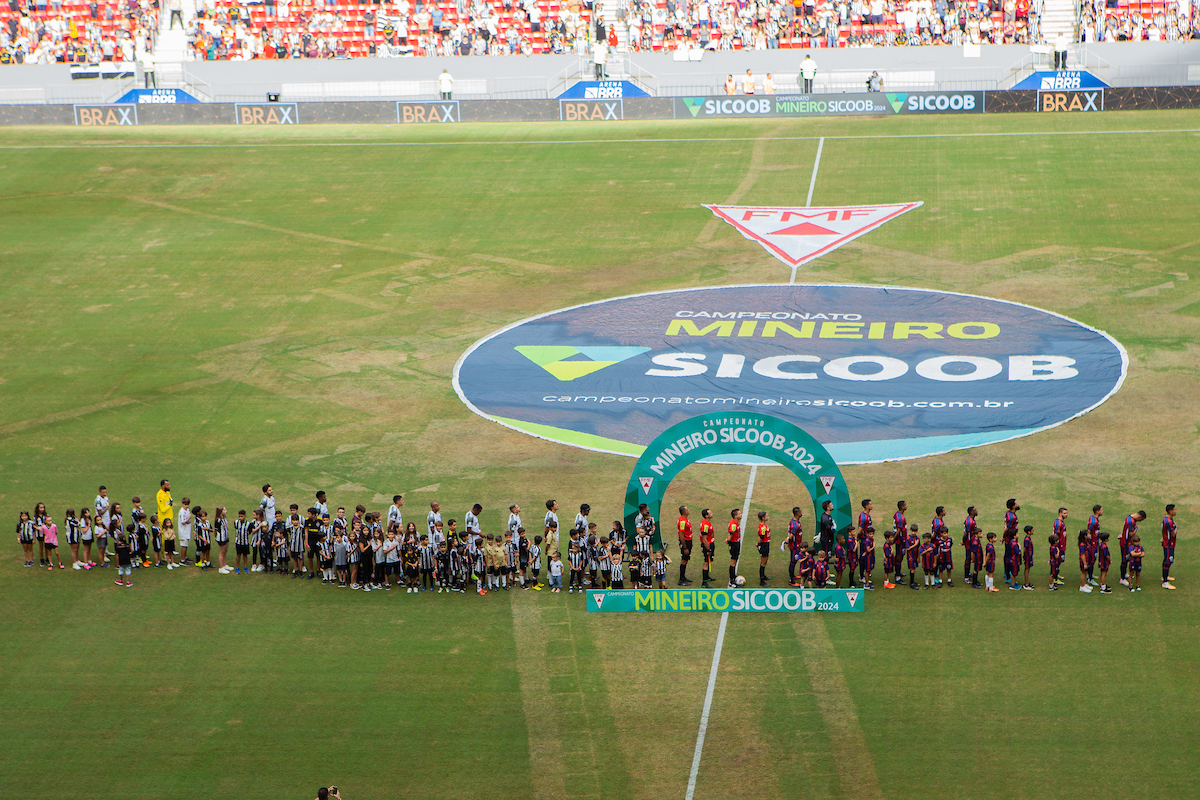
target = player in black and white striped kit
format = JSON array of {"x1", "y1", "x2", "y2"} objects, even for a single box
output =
[
  {"x1": 288, "y1": 514, "x2": 305, "y2": 577},
  {"x1": 418, "y1": 535, "x2": 436, "y2": 591},
  {"x1": 17, "y1": 510, "x2": 36, "y2": 567},
  {"x1": 608, "y1": 547, "x2": 625, "y2": 589},
  {"x1": 567, "y1": 543, "x2": 585, "y2": 592},
  {"x1": 470, "y1": 535, "x2": 487, "y2": 595},
  {"x1": 234, "y1": 510, "x2": 253, "y2": 575}
]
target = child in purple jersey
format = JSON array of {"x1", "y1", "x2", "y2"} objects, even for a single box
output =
[
  {"x1": 984, "y1": 533, "x2": 998, "y2": 592},
  {"x1": 1021, "y1": 525, "x2": 1035, "y2": 590},
  {"x1": 1127, "y1": 534, "x2": 1145, "y2": 592},
  {"x1": 832, "y1": 533, "x2": 847, "y2": 588},
  {"x1": 1097, "y1": 532, "x2": 1113, "y2": 594},
  {"x1": 1077, "y1": 530, "x2": 1093, "y2": 593}
]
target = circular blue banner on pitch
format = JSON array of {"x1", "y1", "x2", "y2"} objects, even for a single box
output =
[{"x1": 453, "y1": 284, "x2": 1127, "y2": 464}]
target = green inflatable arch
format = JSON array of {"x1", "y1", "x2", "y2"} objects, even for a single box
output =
[{"x1": 623, "y1": 411, "x2": 852, "y2": 552}]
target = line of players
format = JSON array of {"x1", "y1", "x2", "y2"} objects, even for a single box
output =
[
  {"x1": 822, "y1": 498, "x2": 1181, "y2": 593},
  {"x1": 15, "y1": 487, "x2": 1182, "y2": 595},
  {"x1": 668, "y1": 498, "x2": 1182, "y2": 594}
]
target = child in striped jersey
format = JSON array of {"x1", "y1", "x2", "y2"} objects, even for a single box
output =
[
  {"x1": 320, "y1": 523, "x2": 336, "y2": 584},
  {"x1": 567, "y1": 542, "x2": 584, "y2": 592},
  {"x1": 347, "y1": 530, "x2": 362, "y2": 589},
  {"x1": 529, "y1": 535, "x2": 543, "y2": 590},
  {"x1": 608, "y1": 545, "x2": 625, "y2": 589},
  {"x1": 586, "y1": 528, "x2": 599, "y2": 588},
  {"x1": 79, "y1": 508, "x2": 94, "y2": 569},
  {"x1": 597, "y1": 536, "x2": 611, "y2": 589},
  {"x1": 653, "y1": 550, "x2": 670, "y2": 588},
  {"x1": 334, "y1": 531, "x2": 349, "y2": 587},
  {"x1": 275, "y1": 523, "x2": 290, "y2": 576},
  {"x1": 63, "y1": 509, "x2": 81, "y2": 570},
  {"x1": 517, "y1": 527, "x2": 531, "y2": 589}
]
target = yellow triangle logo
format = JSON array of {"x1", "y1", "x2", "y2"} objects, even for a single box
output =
[{"x1": 542, "y1": 361, "x2": 617, "y2": 381}]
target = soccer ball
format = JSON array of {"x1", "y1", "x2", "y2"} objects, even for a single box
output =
[{"x1": 735, "y1": 575, "x2": 746, "y2": 587}]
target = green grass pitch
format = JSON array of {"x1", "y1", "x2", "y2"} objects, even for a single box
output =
[{"x1": 1, "y1": 112, "x2": 1198, "y2": 800}]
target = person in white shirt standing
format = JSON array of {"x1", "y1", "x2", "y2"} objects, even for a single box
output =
[
  {"x1": 507, "y1": 504, "x2": 522, "y2": 536},
  {"x1": 800, "y1": 51, "x2": 817, "y2": 93},
  {"x1": 438, "y1": 69, "x2": 453, "y2": 100},
  {"x1": 387, "y1": 495, "x2": 404, "y2": 533},
  {"x1": 427, "y1": 501, "x2": 442, "y2": 543},
  {"x1": 465, "y1": 504, "x2": 483, "y2": 539},
  {"x1": 177, "y1": 498, "x2": 193, "y2": 565}
]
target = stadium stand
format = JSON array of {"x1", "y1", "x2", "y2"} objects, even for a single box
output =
[{"x1": 0, "y1": 0, "x2": 157, "y2": 63}]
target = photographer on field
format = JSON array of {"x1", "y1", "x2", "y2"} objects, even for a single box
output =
[{"x1": 316, "y1": 787, "x2": 342, "y2": 800}]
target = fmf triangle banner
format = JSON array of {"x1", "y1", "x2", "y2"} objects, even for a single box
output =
[
  {"x1": 705, "y1": 203, "x2": 922, "y2": 267},
  {"x1": 820, "y1": 476, "x2": 836, "y2": 494}
]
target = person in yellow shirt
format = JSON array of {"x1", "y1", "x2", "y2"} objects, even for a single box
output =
[{"x1": 156, "y1": 479, "x2": 173, "y2": 533}]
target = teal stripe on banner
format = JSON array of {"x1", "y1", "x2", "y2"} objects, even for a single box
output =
[{"x1": 585, "y1": 587, "x2": 863, "y2": 613}]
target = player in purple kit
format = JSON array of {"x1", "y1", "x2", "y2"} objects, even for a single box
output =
[
  {"x1": 1052, "y1": 508, "x2": 1068, "y2": 586},
  {"x1": 832, "y1": 533, "x2": 847, "y2": 588},
  {"x1": 1160, "y1": 504, "x2": 1177, "y2": 590},
  {"x1": 882, "y1": 532, "x2": 897, "y2": 589},
  {"x1": 1097, "y1": 531, "x2": 1113, "y2": 593},
  {"x1": 1119, "y1": 510, "x2": 1145, "y2": 587},
  {"x1": 1003, "y1": 499, "x2": 1019, "y2": 584},
  {"x1": 846, "y1": 531, "x2": 860, "y2": 588},
  {"x1": 919, "y1": 533, "x2": 937, "y2": 588},
  {"x1": 932, "y1": 506, "x2": 952, "y2": 587},
  {"x1": 905, "y1": 523, "x2": 920, "y2": 590},
  {"x1": 963, "y1": 506, "x2": 980, "y2": 585},
  {"x1": 892, "y1": 500, "x2": 907, "y2": 579},
  {"x1": 1021, "y1": 525, "x2": 1035, "y2": 590},
  {"x1": 984, "y1": 533, "x2": 998, "y2": 592},
  {"x1": 1085, "y1": 505, "x2": 1102, "y2": 586},
  {"x1": 1006, "y1": 530, "x2": 1022, "y2": 590},
  {"x1": 859, "y1": 527, "x2": 876, "y2": 590},
  {"x1": 811, "y1": 549, "x2": 829, "y2": 589},
  {"x1": 1077, "y1": 530, "x2": 1093, "y2": 593},
  {"x1": 1047, "y1": 534, "x2": 1062, "y2": 591},
  {"x1": 1127, "y1": 534, "x2": 1145, "y2": 592}
]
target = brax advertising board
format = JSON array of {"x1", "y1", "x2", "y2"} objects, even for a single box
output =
[{"x1": 454, "y1": 284, "x2": 1127, "y2": 465}]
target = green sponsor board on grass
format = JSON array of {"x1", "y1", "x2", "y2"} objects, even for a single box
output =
[{"x1": 586, "y1": 587, "x2": 863, "y2": 613}]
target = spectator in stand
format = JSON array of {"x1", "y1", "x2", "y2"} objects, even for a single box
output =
[{"x1": 1053, "y1": 30, "x2": 1067, "y2": 68}]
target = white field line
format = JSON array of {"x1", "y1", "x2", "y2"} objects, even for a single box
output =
[
  {"x1": 685, "y1": 464, "x2": 757, "y2": 800},
  {"x1": 791, "y1": 136, "x2": 825, "y2": 284}
]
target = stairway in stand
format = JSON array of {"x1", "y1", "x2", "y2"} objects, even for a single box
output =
[{"x1": 1039, "y1": 0, "x2": 1078, "y2": 43}]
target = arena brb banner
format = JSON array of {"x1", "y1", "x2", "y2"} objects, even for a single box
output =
[
  {"x1": 586, "y1": 587, "x2": 863, "y2": 613},
  {"x1": 453, "y1": 284, "x2": 1127, "y2": 464}
]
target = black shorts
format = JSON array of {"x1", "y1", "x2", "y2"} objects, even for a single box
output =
[
  {"x1": 679, "y1": 539, "x2": 693, "y2": 557},
  {"x1": 728, "y1": 542, "x2": 741, "y2": 561},
  {"x1": 701, "y1": 543, "x2": 714, "y2": 560},
  {"x1": 235, "y1": 543, "x2": 250, "y2": 556},
  {"x1": 45, "y1": 542, "x2": 57, "y2": 550},
  {"x1": 388, "y1": 562, "x2": 401, "y2": 574},
  {"x1": 757, "y1": 541, "x2": 771, "y2": 558},
  {"x1": 165, "y1": 540, "x2": 176, "y2": 554},
  {"x1": 152, "y1": 536, "x2": 162, "y2": 552}
]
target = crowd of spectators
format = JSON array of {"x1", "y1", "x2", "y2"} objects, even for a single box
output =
[
  {"x1": 185, "y1": 0, "x2": 1049, "y2": 61},
  {"x1": 1, "y1": 0, "x2": 156, "y2": 64},
  {"x1": 1077, "y1": 0, "x2": 1197, "y2": 41},
  {"x1": 2, "y1": 0, "x2": 1197, "y2": 65}
]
